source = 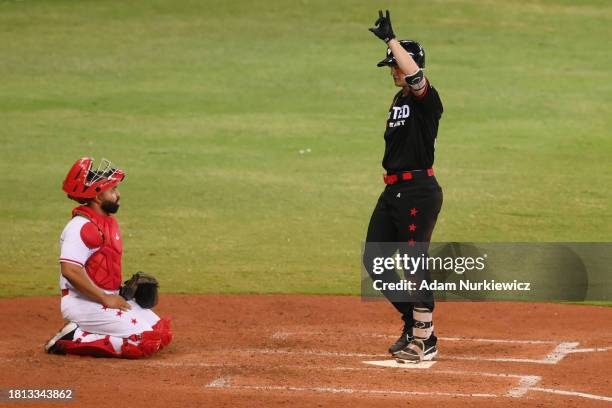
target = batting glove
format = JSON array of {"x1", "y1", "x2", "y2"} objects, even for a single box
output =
[{"x1": 369, "y1": 10, "x2": 396, "y2": 44}]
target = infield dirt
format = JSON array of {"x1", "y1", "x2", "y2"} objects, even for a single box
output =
[{"x1": 1, "y1": 295, "x2": 611, "y2": 407}]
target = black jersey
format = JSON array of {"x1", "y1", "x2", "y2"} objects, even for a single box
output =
[{"x1": 382, "y1": 81, "x2": 443, "y2": 172}]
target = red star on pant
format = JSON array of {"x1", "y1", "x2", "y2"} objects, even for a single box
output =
[
  {"x1": 408, "y1": 238, "x2": 416, "y2": 246},
  {"x1": 410, "y1": 208, "x2": 418, "y2": 217},
  {"x1": 116, "y1": 311, "x2": 123, "y2": 317},
  {"x1": 131, "y1": 318, "x2": 138, "y2": 325},
  {"x1": 82, "y1": 331, "x2": 90, "y2": 337},
  {"x1": 409, "y1": 223, "x2": 417, "y2": 232},
  {"x1": 102, "y1": 305, "x2": 108, "y2": 310}
]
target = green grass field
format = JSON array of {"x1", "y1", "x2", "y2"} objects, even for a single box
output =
[{"x1": 1, "y1": 0, "x2": 611, "y2": 297}]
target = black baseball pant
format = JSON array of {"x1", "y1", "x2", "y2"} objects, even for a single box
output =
[{"x1": 363, "y1": 176, "x2": 443, "y2": 329}]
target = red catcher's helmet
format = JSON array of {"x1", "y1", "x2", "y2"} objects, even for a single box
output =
[{"x1": 62, "y1": 157, "x2": 125, "y2": 200}]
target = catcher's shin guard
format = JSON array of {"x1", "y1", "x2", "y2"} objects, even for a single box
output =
[
  {"x1": 54, "y1": 336, "x2": 118, "y2": 358},
  {"x1": 152, "y1": 317, "x2": 173, "y2": 349},
  {"x1": 120, "y1": 331, "x2": 162, "y2": 359}
]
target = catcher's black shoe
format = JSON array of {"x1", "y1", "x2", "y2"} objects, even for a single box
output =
[
  {"x1": 393, "y1": 337, "x2": 438, "y2": 362},
  {"x1": 44, "y1": 321, "x2": 77, "y2": 354},
  {"x1": 388, "y1": 321, "x2": 413, "y2": 354}
]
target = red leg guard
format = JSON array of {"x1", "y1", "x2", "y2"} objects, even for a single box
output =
[
  {"x1": 152, "y1": 317, "x2": 173, "y2": 349},
  {"x1": 120, "y1": 331, "x2": 162, "y2": 359},
  {"x1": 55, "y1": 337, "x2": 117, "y2": 358}
]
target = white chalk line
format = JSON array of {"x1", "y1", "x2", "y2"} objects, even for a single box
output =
[
  {"x1": 271, "y1": 331, "x2": 562, "y2": 345},
  {"x1": 149, "y1": 358, "x2": 546, "y2": 401},
  {"x1": 205, "y1": 376, "x2": 498, "y2": 398},
  {"x1": 449, "y1": 356, "x2": 554, "y2": 364},
  {"x1": 417, "y1": 336, "x2": 559, "y2": 345},
  {"x1": 10, "y1": 340, "x2": 607, "y2": 371},
  {"x1": 238, "y1": 344, "x2": 586, "y2": 365},
  {"x1": 245, "y1": 348, "x2": 385, "y2": 358},
  {"x1": 445, "y1": 341, "x2": 579, "y2": 365},
  {"x1": 506, "y1": 375, "x2": 541, "y2": 398},
  {"x1": 155, "y1": 360, "x2": 544, "y2": 392},
  {"x1": 147, "y1": 360, "x2": 532, "y2": 382},
  {"x1": 146, "y1": 361, "x2": 391, "y2": 370},
  {"x1": 207, "y1": 377, "x2": 229, "y2": 387},
  {"x1": 275, "y1": 331, "x2": 611, "y2": 351},
  {"x1": 204, "y1": 370, "x2": 612, "y2": 402},
  {"x1": 542, "y1": 342, "x2": 579, "y2": 363},
  {"x1": 3, "y1": 341, "x2": 591, "y2": 367},
  {"x1": 567, "y1": 346, "x2": 611, "y2": 353},
  {"x1": 529, "y1": 387, "x2": 612, "y2": 402},
  {"x1": 14, "y1": 354, "x2": 612, "y2": 402},
  {"x1": 261, "y1": 337, "x2": 612, "y2": 402},
  {"x1": 271, "y1": 331, "x2": 611, "y2": 364},
  {"x1": 364, "y1": 360, "x2": 437, "y2": 369},
  {"x1": 198, "y1": 361, "x2": 543, "y2": 400}
]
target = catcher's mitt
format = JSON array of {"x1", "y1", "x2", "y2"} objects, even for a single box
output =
[{"x1": 119, "y1": 271, "x2": 159, "y2": 309}]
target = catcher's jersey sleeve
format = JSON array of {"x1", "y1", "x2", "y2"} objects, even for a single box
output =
[{"x1": 59, "y1": 216, "x2": 99, "y2": 268}]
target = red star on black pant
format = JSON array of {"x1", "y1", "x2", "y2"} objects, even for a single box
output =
[
  {"x1": 410, "y1": 208, "x2": 418, "y2": 217},
  {"x1": 409, "y1": 223, "x2": 417, "y2": 232}
]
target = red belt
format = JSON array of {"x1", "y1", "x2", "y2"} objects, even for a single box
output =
[
  {"x1": 384, "y1": 168, "x2": 434, "y2": 185},
  {"x1": 61, "y1": 289, "x2": 69, "y2": 297}
]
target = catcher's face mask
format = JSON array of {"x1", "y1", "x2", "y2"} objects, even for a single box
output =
[{"x1": 63, "y1": 157, "x2": 125, "y2": 200}]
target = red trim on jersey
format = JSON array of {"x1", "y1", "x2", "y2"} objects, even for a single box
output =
[{"x1": 59, "y1": 258, "x2": 84, "y2": 267}]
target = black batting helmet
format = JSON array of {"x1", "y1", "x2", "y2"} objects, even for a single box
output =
[{"x1": 377, "y1": 40, "x2": 425, "y2": 69}]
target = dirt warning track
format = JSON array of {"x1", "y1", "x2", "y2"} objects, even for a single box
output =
[{"x1": 1, "y1": 295, "x2": 611, "y2": 407}]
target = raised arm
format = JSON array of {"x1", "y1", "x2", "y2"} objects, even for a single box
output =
[{"x1": 369, "y1": 10, "x2": 427, "y2": 97}]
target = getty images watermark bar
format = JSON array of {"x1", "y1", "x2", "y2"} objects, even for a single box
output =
[{"x1": 361, "y1": 242, "x2": 612, "y2": 302}]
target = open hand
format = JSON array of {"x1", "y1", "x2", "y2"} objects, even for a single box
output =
[{"x1": 103, "y1": 294, "x2": 132, "y2": 311}]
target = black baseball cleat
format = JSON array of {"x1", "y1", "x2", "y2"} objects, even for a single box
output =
[
  {"x1": 388, "y1": 320, "x2": 413, "y2": 354},
  {"x1": 44, "y1": 321, "x2": 77, "y2": 354},
  {"x1": 393, "y1": 338, "x2": 438, "y2": 362}
]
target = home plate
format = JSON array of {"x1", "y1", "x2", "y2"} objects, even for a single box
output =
[{"x1": 363, "y1": 360, "x2": 437, "y2": 369}]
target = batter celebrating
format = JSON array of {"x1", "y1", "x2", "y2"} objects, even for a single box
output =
[
  {"x1": 44, "y1": 157, "x2": 172, "y2": 358},
  {"x1": 365, "y1": 10, "x2": 443, "y2": 361}
]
